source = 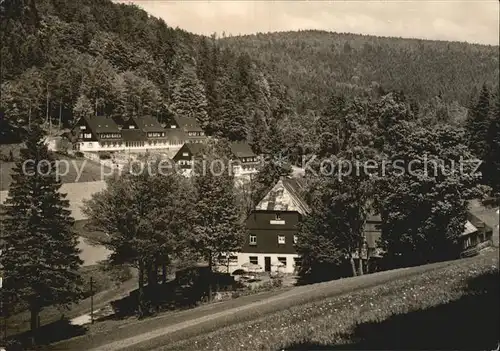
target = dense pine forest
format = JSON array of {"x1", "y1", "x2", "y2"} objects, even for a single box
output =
[
  {"x1": 221, "y1": 30, "x2": 499, "y2": 112},
  {"x1": 1, "y1": 0, "x2": 498, "y2": 150},
  {"x1": 1, "y1": 0, "x2": 499, "y2": 197}
]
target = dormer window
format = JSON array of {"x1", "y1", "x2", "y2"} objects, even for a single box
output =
[
  {"x1": 270, "y1": 213, "x2": 285, "y2": 225},
  {"x1": 249, "y1": 234, "x2": 257, "y2": 246}
]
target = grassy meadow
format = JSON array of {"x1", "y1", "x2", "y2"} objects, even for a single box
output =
[{"x1": 157, "y1": 248, "x2": 498, "y2": 351}]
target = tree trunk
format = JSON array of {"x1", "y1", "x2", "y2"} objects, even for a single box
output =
[
  {"x1": 358, "y1": 258, "x2": 364, "y2": 276},
  {"x1": 162, "y1": 259, "x2": 167, "y2": 284},
  {"x1": 28, "y1": 101, "x2": 32, "y2": 129},
  {"x1": 29, "y1": 305, "x2": 40, "y2": 346},
  {"x1": 138, "y1": 260, "x2": 145, "y2": 318},
  {"x1": 45, "y1": 83, "x2": 49, "y2": 125},
  {"x1": 208, "y1": 254, "x2": 213, "y2": 302},
  {"x1": 154, "y1": 261, "x2": 159, "y2": 286},
  {"x1": 147, "y1": 262, "x2": 155, "y2": 287},
  {"x1": 349, "y1": 255, "x2": 357, "y2": 277},
  {"x1": 59, "y1": 98, "x2": 63, "y2": 129}
]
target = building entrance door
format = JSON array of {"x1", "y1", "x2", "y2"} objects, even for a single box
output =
[{"x1": 264, "y1": 256, "x2": 271, "y2": 272}]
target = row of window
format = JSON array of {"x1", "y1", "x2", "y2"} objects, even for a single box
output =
[
  {"x1": 188, "y1": 131, "x2": 204, "y2": 137},
  {"x1": 249, "y1": 256, "x2": 288, "y2": 266},
  {"x1": 99, "y1": 133, "x2": 122, "y2": 139},
  {"x1": 147, "y1": 132, "x2": 166, "y2": 138},
  {"x1": 249, "y1": 234, "x2": 298, "y2": 245},
  {"x1": 241, "y1": 157, "x2": 258, "y2": 163}
]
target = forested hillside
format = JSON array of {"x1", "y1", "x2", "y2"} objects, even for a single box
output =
[
  {"x1": 221, "y1": 30, "x2": 499, "y2": 112},
  {"x1": 0, "y1": 0, "x2": 287, "y2": 154},
  {"x1": 0, "y1": 0, "x2": 498, "y2": 159}
]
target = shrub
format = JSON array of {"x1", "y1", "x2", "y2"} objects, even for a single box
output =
[
  {"x1": 74, "y1": 151, "x2": 84, "y2": 158},
  {"x1": 99, "y1": 151, "x2": 112, "y2": 160},
  {"x1": 272, "y1": 278, "x2": 283, "y2": 288}
]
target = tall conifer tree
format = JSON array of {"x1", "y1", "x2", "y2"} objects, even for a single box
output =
[
  {"x1": 466, "y1": 84, "x2": 491, "y2": 159},
  {"x1": 0, "y1": 126, "x2": 82, "y2": 342}
]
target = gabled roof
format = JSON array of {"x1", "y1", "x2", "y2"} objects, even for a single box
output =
[
  {"x1": 173, "y1": 115, "x2": 203, "y2": 132},
  {"x1": 460, "y1": 220, "x2": 478, "y2": 237},
  {"x1": 121, "y1": 129, "x2": 147, "y2": 142},
  {"x1": 82, "y1": 115, "x2": 121, "y2": 134},
  {"x1": 467, "y1": 199, "x2": 497, "y2": 233},
  {"x1": 255, "y1": 177, "x2": 311, "y2": 215},
  {"x1": 131, "y1": 115, "x2": 165, "y2": 133},
  {"x1": 183, "y1": 142, "x2": 207, "y2": 156},
  {"x1": 165, "y1": 129, "x2": 187, "y2": 142},
  {"x1": 230, "y1": 141, "x2": 256, "y2": 158}
]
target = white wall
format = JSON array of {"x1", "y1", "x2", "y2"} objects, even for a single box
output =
[
  {"x1": 75, "y1": 141, "x2": 183, "y2": 153},
  {"x1": 217, "y1": 252, "x2": 300, "y2": 274}
]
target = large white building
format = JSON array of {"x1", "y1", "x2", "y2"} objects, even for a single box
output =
[{"x1": 72, "y1": 115, "x2": 204, "y2": 153}]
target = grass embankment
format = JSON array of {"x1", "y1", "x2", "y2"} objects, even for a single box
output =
[{"x1": 157, "y1": 249, "x2": 499, "y2": 351}]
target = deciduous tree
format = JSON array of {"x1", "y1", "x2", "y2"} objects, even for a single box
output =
[
  {"x1": 83, "y1": 160, "x2": 194, "y2": 316},
  {"x1": 191, "y1": 143, "x2": 246, "y2": 300}
]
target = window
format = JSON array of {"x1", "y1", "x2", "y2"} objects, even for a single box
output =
[
  {"x1": 229, "y1": 255, "x2": 238, "y2": 262},
  {"x1": 278, "y1": 235, "x2": 285, "y2": 244},
  {"x1": 249, "y1": 256, "x2": 258, "y2": 265},
  {"x1": 270, "y1": 213, "x2": 285, "y2": 225},
  {"x1": 249, "y1": 234, "x2": 257, "y2": 245},
  {"x1": 130, "y1": 125, "x2": 135, "y2": 129},
  {"x1": 182, "y1": 152, "x2": 189, "y2": 157},
  {"x1": 80, "y1": 125, "x2": 86, "y2": 130},
  {"x1": 84, "y1": 133, "x2": 92, "y2": 139},
  {"x1": 278, "y1": 257, "x2": 287, "y2": 266},
  {"x1": 293, "y1": 235, "x2": 298, "y2": 244},
  {"x1": 171, "y1": 125, "x2": 176, "y2": 128}
]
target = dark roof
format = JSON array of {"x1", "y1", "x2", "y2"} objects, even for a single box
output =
[
  {"x1": 120, "y1": 129, "x2": 147, "y2": 142},
  {"x1": 467, "y1": 200, "x2": 497, "y2": 233},
  {"x1": 165, "y1": 129, "x2": 187, "y2": 142},
  {"x1": 173, "y1": 115, "x2": 203, "y2": 132},
  {"x1": 132, "y1": 115, "x2": 165, "y2": 133},
  {"x1": 230, "y1": 141, "x2": 256, "y2": 158},
  {"x1": 173, "y1": 143, "x2": 207, "y2": 160},
  {"x1": 184, "y1": 142, "x2": 207, "y2": 156},
  {"x1": 83, "y1": 115, "x2": 121, "y2": 134}
]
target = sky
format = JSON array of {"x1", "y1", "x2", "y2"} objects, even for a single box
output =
[{"x1": 119, "y1": 1, "x2": 500, "y2": 46}]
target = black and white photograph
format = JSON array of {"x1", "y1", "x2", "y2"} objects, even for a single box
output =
[{"x1": 0, "y1": 0, "x2": 499, "y2": 350}]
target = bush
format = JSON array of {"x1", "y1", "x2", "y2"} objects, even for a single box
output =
[
  {"x1": 99, "y1": 151, "x2": 112, "y2": 160},
  {"x1": 272, "y1": 278, "x2": 283, "y2": 288},
  {"x1": 74, "y1": 151, "x2": 84, "y2": 158}
]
